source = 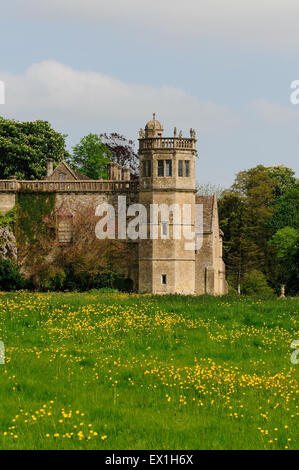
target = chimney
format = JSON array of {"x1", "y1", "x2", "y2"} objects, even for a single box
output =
[
  {"x1": 123, "y1": 166, "x2": 131, "y2": 181},
  {"x1": 117, "y1": 164, "x2": 122, "y2": 181},
  {"x1": 107, "y1": 162, "x2": 114, "y2": 180},
  {"x1": 47, "y1": 158, "x2": 54, "y2": 177}
]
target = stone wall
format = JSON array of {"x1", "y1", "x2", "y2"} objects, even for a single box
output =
[
  {"x1": 55, "y1": 190, "x2": 139, "y2": 290},
  {"x1": 0, "y1": 193, "x2": 16, "y2": 215}
]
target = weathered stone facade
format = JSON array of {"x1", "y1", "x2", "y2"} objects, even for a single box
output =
[{"x1": 0, "y1": 117, "x2": 228, "y2": 295}]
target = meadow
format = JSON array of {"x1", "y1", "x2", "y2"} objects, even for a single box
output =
[{"x1": 0, "y1": 291, "x2": 298, "y2": 450}]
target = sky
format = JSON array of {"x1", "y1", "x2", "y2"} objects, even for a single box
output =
[{"x1": 0, "y1": 0, "x2": 299, "y2": 187}]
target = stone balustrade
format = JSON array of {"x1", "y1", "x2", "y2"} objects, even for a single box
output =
[
  {"x1": 0, "y1": 180, "x2": 19, "y2": 191},
  {"x1": 139, "y1": 137, "x2": 196, "y2": 151},
  {"x1": 0, "y1": 180, "x2": 139, "y2": 193}
]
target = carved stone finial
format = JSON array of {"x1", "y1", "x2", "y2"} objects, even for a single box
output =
[
  {"x1": 174, "y1": 127, "x2": 177, "y2": 137},
  {"x1": 280, "y1": 284, "x2": 286, "y2": 298},
  {"x1": 153, "y1": 113, "x2": 156, "y2": 121},
  {"x1": 178, "y1": 130, "x2": 182, "y2": 138},
  {"x1": 139, "y1": 128, "x2": 145, "y2": 138}
]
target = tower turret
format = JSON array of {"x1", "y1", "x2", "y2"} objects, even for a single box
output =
[
  {"x1": 138, "y1": 115, "x2": 198, "y2": 294},
  {"x1": 144, "y1": 113, "x2": 164, "y2": 138}
]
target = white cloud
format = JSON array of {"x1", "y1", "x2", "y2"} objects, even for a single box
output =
[
  {"x1": 249, "y1": 99, "x2": 299, "y2": 126},
  {"x1": 3, "y1": 0, "x2": 299, "y2": 52},
  {"x1": 0, "y1": 60, "x2": 239, "y2": 140}
]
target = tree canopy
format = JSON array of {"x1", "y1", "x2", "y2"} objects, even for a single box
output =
[
  {"x1": 0, "y1": 117, "x2": 69, "y2": 180},
  {"x1": 219, "y1": 164, "x2": 298, "y2": 295},
  {"x1": 100, "y1": 133, "x2": 139, "y2": 177},
  {"x1": 69, "y1": 133, "x2": 111, "y2": 180}
]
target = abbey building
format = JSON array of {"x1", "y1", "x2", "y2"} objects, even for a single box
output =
[{"x1": 0, "y1": 116, "x2": 228, "y2": 295}]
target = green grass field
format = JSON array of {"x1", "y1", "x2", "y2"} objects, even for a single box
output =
[{"x1": 0, "y1": 291, "x2": 298, "y2": 450}]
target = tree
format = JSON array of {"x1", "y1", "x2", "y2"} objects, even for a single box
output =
[
  {"x1": 268, "y1": 227, "x2": 299, "y2": 293},
  {"x1": 100, "y1": 133, "x2": 139, "y2": 176},
  {"x1": 219, "y1": 164, "x2": 298, "y2": 295},
  {"x1": 270, "y1": 226, "x2": 299, "y2": 260},
  {"x1": 264, "y1": 165, "x2": 297, "y2": 197},
  {"x1": 70, "y1": 134, "x2": 111, "y2": 179},
  {"x1": 0, "y1": 258, "x2": 24, "y2": 291},
  {"x1": 241, "y1": 270, "x2": 274, "y2": 296},
  {"x1": 267, "y1": 185, "x2": 299, "y2": 232},
  {"x1": 0, "y1": 117, "x2": 69, "y2": 180},
  {"x1": 219, "y1": 191, "x2": 262, "y2": 293},
  {"x1": 196, "y1": 182, "x2": 225, "y2": 198},
  {"x1": 232, "y1": 165, "x2": 275, "y2": 206}
]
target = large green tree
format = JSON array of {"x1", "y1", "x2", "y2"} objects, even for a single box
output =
[
  {"x1": 267, "y1": 185, "x2": 299, "y2": 232},
  {"x1": 218, "y1": 192, "x2": 261, "y2": 293},
  {"x1": 269, "y1": 227, "x2": 299, "y2": 294},
  {"x1": 219, "y1": 164, "x2": 298, "y2": 294},
  {"x1": 69, "y1": 134, "x2": 111, "y2": 179},
  {"x1": 0, "y1": 117, "x2": 69, "y2": 180},
  {"x1": 264, "y1": 165, "x2": 297, "y2": 197}
]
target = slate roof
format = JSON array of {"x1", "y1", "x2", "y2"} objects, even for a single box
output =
[{"x1": 195, "y1": 195, "x2": 215, "y2": 233}]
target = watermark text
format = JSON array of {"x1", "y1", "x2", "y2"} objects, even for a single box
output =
[
  {"x1": 95, "y1": 196, "x2": 203, "y2": 251},
  {"x1": 0, "y1": 81, "x2": 5, "y2": 105}
]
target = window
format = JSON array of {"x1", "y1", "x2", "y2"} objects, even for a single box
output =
[
  {"x1": 158, "y1": 160, "x2": 164, "y2": 177},
  {"x1": 142, "y1": 161, "x2": 152, "y2": 177},
  {"x1": 165, "y1": 160, "x2": 172, "y2": 177},
  {"x1": 57, "y1": 216, "x2": 73, "y2": 244},
  {"x1": 161, "y1": 274, "x2": 167, "y2": 285},
  {"x1": 59, "y1": 172, "x2": 66, "y2": 181},
  {"x1": 178, "y1": 160, "x2": 183, "y2": 177},
  {"x1": 185, "y1": 161, "x2": 190, "y2": 177}
]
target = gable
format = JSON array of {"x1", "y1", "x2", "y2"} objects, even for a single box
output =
[{"x1": 46, "y1": 160, "x2": 91, "y2": 181}]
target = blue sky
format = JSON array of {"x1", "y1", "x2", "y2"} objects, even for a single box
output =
[{"x1": 0, "y1": 0, "x2": 299, "y2": 187}]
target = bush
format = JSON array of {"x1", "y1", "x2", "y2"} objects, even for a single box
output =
[
  {"x1": 40, "y1": 268, "x2": 66, "y2": 292},
  {"x1": 0, "y1": 208, "x2": 16, "y2": 229},
  {"x1": 88, "y1": 288, "x2": 119, "y2": 294},
  {"x1": 63, "y1": 265, "x2": 131, "y2": 292},
  {"x1": 29, "y1": 263, "x2": 132, "y2": 293},
  {"x1": 226, "y1": 275, "x2": 238, "y2": 295},
  {"x1": 241, "y1": 270, "x2": 274, "y2": 297},
  {"x1": 0, "y1": 258, "x2": 24, "y2": 291}
]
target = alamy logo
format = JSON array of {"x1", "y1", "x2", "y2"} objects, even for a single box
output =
[
  {"x1": 0, "y1": 341, "x2": 4, "y2": 364},
  {"x1": 0, "y1": 81, "x2": 5, "y2": 105},
  {"x1": 290, "y1": 80, "x2": 299, "y2": 105},
  {"x1": 95, "y1": 196, "x2": 204, "y2": 251}
]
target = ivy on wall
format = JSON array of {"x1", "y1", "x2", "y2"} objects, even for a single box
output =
[
  {"x1": 16, "y1": 192, "x2": 56, "y2": 247},
  {"x1": 0, "y1": 207, "x2": 16, "y2": 229}
]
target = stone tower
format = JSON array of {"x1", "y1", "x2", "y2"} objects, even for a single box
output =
[{"x1": 138, "y1": 114, "x2": 198, "y2": 294}]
